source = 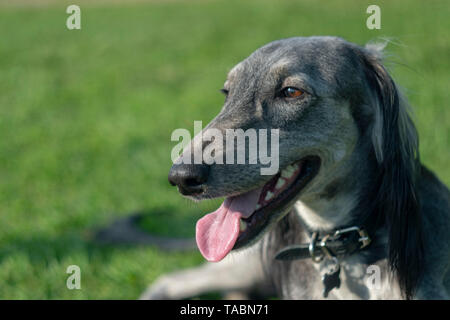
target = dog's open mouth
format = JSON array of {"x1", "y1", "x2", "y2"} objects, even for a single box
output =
[{"x1": 195, "y1": 156, "x2": 320, "y2": 262}]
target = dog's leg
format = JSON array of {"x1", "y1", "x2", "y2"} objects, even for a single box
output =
[{"x1": 139, "y1": 243, "x2": 274, "y2": 299}]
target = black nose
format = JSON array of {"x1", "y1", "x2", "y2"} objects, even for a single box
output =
[{"x1": 168, "y1": 163, "x2": 210, "y2": 195}]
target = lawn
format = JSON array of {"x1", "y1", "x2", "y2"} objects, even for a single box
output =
[{"x1": 0, "y1": 0, "x2": 448, "y2": 299}]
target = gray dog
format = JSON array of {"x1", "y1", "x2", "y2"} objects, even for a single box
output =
[{"x1": 142, "y1": 36, "x2": 450, "y2": 300}]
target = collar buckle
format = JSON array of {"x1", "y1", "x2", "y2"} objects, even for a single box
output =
[
  {"x1": 332, "y1": 226, "x2": 371, "y2": 249},
  {"x1": 308, "y1": 226, "x2": 371, "y2": 263},
  {"x1": 274, "y1": 226, "x2": 372, "y2": 262}
]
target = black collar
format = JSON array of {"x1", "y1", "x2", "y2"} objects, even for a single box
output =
[
  {"x1": 275, "y1": 226, "x2": 372, "y2": 262},
  {"x1": 273, "y1": 214, "x2": 380, "y2": 298}
]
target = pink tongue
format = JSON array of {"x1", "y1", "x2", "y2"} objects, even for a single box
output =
[{"x1": 195, "y1": 188, "x2": 261, "y2": 262}]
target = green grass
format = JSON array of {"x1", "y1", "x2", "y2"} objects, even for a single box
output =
[{"x1": 0, "y1": 0, "x2": 448, "y2": 299}]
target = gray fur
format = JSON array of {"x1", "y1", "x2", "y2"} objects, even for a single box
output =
[{"x1": 142, "y1": 36, "x2": 450, "y2": 300}]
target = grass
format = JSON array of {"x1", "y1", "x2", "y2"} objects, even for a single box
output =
[{"x1": 0, "y1": 0, "x2": 448, "y2": 299}]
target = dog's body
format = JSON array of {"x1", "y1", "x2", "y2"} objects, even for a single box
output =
[{"x1": 142, "y1": 37, "x2": 450, "y2": 300}]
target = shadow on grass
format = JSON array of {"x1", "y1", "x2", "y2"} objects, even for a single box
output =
[
  {"x1": 0, "y1": 205, "x2": 200, "y2": 266},
  {"x1": 0, "y1": 232, "x2": 117, "y2": 266},
  {"x1": 93, "y1": 207, "x2": 197, "y2": 251},
  {"x1": 0, "y1": 208, "x2": 262, "y2": 300}
]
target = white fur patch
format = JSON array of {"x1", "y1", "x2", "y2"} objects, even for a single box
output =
[{"x1": 294, "y1": 193, "x2": 356, "y2": 231}]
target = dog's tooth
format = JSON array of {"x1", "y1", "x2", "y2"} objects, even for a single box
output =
[
  {"x1": 240, "y1": 219, "x2": 247, "y2": 232},
  {"x1": 281, "y1": 168, "x2": 294, "y2": 179},
  {"x1": 275, "y1": 178, "x2": 286, "y2": 190},
  {"x1": 265, "y1": 191, "x2": 274, "y2": 201},
  {"x1": 255, "y1": 203, "x2": 261, "y2": 210}
]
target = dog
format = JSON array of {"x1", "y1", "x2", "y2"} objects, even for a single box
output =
[{"x1": 141, "y1": 36, "x2": 450, "y2": 300}]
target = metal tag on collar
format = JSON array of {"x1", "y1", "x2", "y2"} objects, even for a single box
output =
[
  {"x1": 320, "y1": 236, "x2": 341, "y2": 298},
  {"x1": 321, "y1": 257, "x2": 341, "y2": 298}
]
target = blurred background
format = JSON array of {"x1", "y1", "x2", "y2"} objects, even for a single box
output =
[{"x1": 0, "y1": 0, "x2": 448, "y2": 299}]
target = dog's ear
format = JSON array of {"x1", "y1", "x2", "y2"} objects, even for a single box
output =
[{"x1": 361, "y1": 44, "x2": 424, "y2": 299}]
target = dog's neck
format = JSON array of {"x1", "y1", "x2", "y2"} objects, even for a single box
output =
[{"x1": 293, "y1": 141, "x2": 376, "y2": 233}]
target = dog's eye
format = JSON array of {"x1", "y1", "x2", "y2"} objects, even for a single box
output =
[{"x1": 281, "y1": 87, "x2": 304, "y2": 98}]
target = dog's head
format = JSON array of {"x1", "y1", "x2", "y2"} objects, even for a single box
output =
[{"x1": 169, "y1": 36, "x2": 422, "y2": 298}]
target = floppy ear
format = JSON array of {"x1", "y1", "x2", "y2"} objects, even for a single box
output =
[{"x1": 361, "y1": 44, "x2": 424, "y2": 299}]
